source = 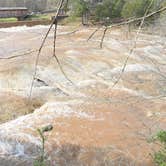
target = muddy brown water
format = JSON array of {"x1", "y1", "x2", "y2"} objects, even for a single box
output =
[{"x1": 0, "y1": 25, "x2": 165, "y2": 166}]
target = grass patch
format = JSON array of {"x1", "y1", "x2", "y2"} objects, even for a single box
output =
[
  {"x1": 0, "y1": 17, "x2": 17, "y2": 22},
  {"x1": 0, "y1": 14, "x2": 51, "y2": 23}
]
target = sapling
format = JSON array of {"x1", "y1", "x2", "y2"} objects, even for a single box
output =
[{"x1": 34, "y1": 124, "x2": 53, "y2": 166}]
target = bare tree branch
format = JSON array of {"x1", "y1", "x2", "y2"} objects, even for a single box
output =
[
  {"x1": 112, "y1": 0, "x2": 155, "y2": 88},
  {"x1": 87, "y1": 26, "x2": 101, "y2": 41},
  {"x1": 52, "y1": 19, "x2": 73, "y2": 84},
  {"x1": 87, "y1": 6, "x2": 166, "y2": 42},
  {"x1": 28, "y1": 0, "x2": 66, "y2": 104},
  {"x1": 108, "y1": 6, "x2": 166, "y2": 28},
  {"x1": 100, "y1": 26, "x2": 108, "y2": 48},
  {"x1": 0, "y1": 50, "x2": 38, "y2": 60}
]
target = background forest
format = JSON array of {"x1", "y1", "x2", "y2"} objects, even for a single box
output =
[{"x1": 0, "y1": 0, "x2": 165, "y2": 25}]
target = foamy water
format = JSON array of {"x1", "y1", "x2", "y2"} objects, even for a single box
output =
[
  {"x1": 0, "y1": 101, "x2": 95, "y2": 158},
  {"x1": 0, "y1": 25, "x2": 165, "y2": 165},
  {"x1": 0, "y1": 25, "x2": 49, "y2": 33}
]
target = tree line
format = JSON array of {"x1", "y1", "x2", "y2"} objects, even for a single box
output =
[
  {"x1": 70, "y1": 0, "x2": 166, "y2": 24},
  {"x1": 0, "y1": 0, "x2": 165, "y2": 24}
]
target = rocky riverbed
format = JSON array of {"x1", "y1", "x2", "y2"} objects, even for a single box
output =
[{"x1": 0, "y1": 25, "x2": 165, "y2": 166}]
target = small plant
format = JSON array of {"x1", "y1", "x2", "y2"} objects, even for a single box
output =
[
  {"x1": 153, "y1": 130, "x2": 166, "y2": 166},
  {"x1": 34, "y1": 124, "x2": 53, "y2": 166}
]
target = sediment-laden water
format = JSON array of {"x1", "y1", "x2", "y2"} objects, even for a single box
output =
[{"x1": 0, "y1": 25, "x2": 165, "y2": 165}]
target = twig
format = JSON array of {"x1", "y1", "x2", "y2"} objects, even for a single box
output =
[
  {"x1": 0, "y1": 49, "x2": 38, "y2": 60},
  {"x1": 0, "y1": 27, "x2": 81, "y2": 61},
  {"x1": 52, "y1": 19, "x2": 73, "y2": 84},
  {"x1": 100, "y1": 26, "x2": 108, "y2": 48},
  {"x1": 87, "y1": 26, "x2": 101, "y2": 41},
  {"x1": 87, "y1": 6, "x2": 166, "y2": 42},
  {"x1": 112, "y1": 0, "x2": 155, "y2": 88},
  {"x1": 108, "y1": 6, "x2": 166, "y2": 28},
  {"x1": 1, "y1": 7, "x2": 165, "y2": 61},
  {"x1": 28, "y1": 0, "x2": 66, "y2": 104}
]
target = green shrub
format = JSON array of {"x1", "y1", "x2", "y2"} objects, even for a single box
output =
[
  {"x1": 153, "y1": 130, "x2": 166, "y2": 166},
  {"x1": 121, "y1": 0, "x2": 151, "y2": 18},
  {"x1": 68, "y1": 0, "x2": 165, "y2": 25},
  {"x1": 121, "y1": 0, "x2": 165, "y2": 19},
  {"x1": 71, "y1": 0, "x2": 89, "y2": 17},
  {"x1": 154, "y1": 151, "x2": 166, "y2": 166},
  {"x1": 156, "y1": 131, "x2": 166, "y2": 144},
  {"x1": 33, "y1": 160, "x2": 46, "y2": 166},
  {"x1": 94, "y1": 0, "x2": 125, "y2": 21}
]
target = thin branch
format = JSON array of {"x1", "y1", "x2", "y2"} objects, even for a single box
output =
[
  {"x1": 0, "y1": 50, "x2": 38, "y2": 60},
  {"x1": 0, "y1": 28, "x2": 80, "y2": 61},
  {"x1": 87, "y1": 26, "x2": 101, "y2": 41},
  {"x1": 52, "y1": 19, "x2": 73, "y2": 84},
  {"x1": 1, "y1": 7, "x2": 165, "y2": 61},
  {"x1": 87, "y1": 6, "x2": 166, "y2": 41},
  {"x1": 28, "y1": 0, "x2": 66, "y2": 104},
  {"x1": 100, "y1": 26, "x2": 108, "y2": 48},
  {"x1": 108, "y1": 6, "x2": 166, "y2": 28},
  {"x1": 112, "y1": 0, "x2": 155, "y2": 88}
]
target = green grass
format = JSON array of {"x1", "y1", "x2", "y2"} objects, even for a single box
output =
[
  {"x1": 0, "y1": 17, "x2": 17, "y2": 22},
  {"x1": 0, "y1": 14, "x2": 51, "y2": 23},
  {"x1": 153, "y1": 130, "x2": 166, "y2": 166}
]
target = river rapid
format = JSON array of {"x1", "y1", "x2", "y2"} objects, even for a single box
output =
[{"x1": 0, "y1": 25, "x2": 165, "y2": 166}]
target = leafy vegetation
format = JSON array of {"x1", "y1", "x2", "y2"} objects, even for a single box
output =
[
  {"x1": 69, "y1": 0, "x2": 166, "y2": 24},
  {"x1": 121, "y1": 0, "x2": 151, "y2": 18},
  {"x1": 0, "y1": 0, "x2": 165, "y2": 24},
  {"x1": 94, "y1": 0, "x2": 125, "y2": 21},
  {"x1": 70, "y1": 0, "x2": 89, "y2": 17},
  {"x1": 153, "y1": 130, "x2": 166, "y2": 166}
]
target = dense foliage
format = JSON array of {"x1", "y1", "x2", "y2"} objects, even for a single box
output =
[
  {"x1": 0, "y1": 0, "x2": 165, "y2": 23},
  {"x1": 99, "y1": 0, "x2": 165, "y2": 21},
  {"x1": 122, "y1": 0, "x2": 165, "y2": 18},
  {"x1": 70, "y1": 0, "x2": 89, "y2": 17},
  {"x1": 95, "y1": 0, "x2": 125, "y2": 21},
  {"x1": 71, "y1": 0, "x2": 166, "y2": 23},
  {"x1": 153, "y1": 130, "x2": 166, "y2": 166}
]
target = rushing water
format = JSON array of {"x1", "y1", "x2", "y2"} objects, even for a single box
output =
[{"x1": 0, "y1": 25, "x2": 165, "y2": 165}]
